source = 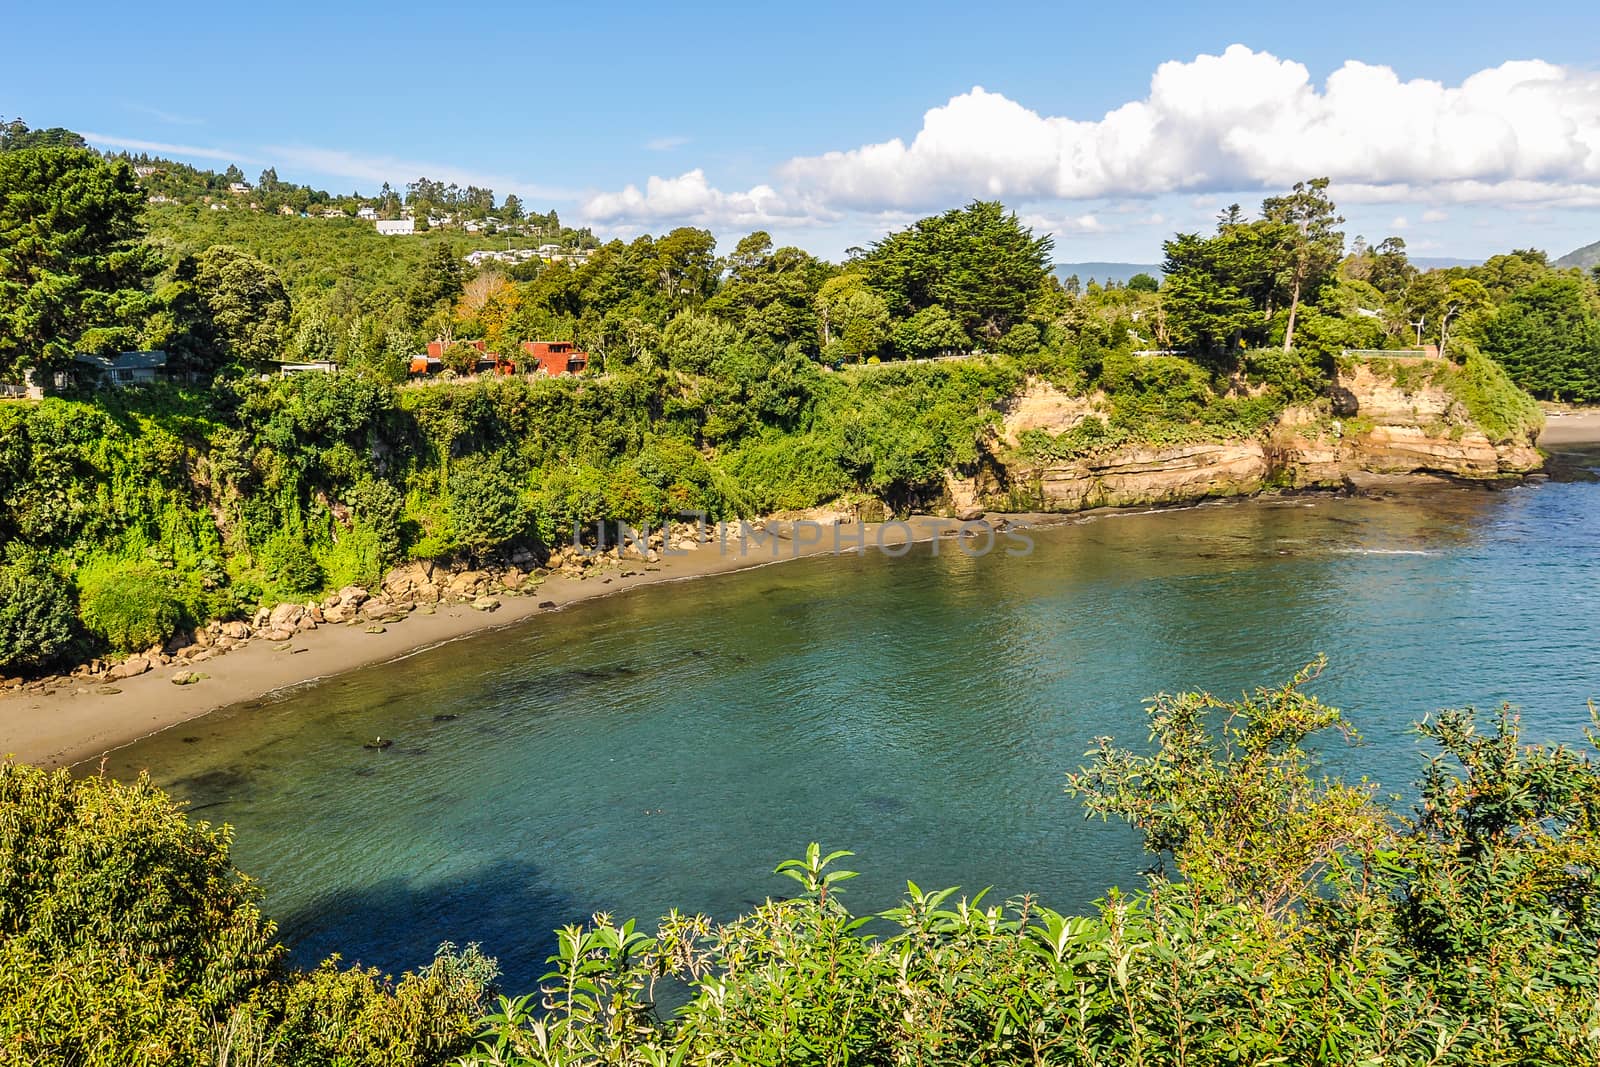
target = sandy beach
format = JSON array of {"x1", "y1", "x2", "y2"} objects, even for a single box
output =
[
  {"x1": 10, "y1": 403, "x2": 1600, "y2": 774},
  {"x1": 1, "y1": 515, "x2": 1056, "y2": 769},
  {"x1": 1538, "y1": 406, "x2": 1600, "y2": 447}
]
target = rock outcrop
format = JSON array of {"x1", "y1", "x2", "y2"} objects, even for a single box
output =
[{"x1": 966, "y1": 361, "x2": 1542, "y2": 513}]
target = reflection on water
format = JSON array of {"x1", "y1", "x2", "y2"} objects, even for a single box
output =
[{"x1": 100, "y1": 474, "x2": 1600, "y2": 988}]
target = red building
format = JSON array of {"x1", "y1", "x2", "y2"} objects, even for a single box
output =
[
  {"x1": 520, "y1": 340, "x2": 589, "y2": 376},
  {"x1": 409, "y1": 339, "x2": 586, "y2": 377},
  {"x1": 410, "y1": 339, "x2": 514, "y2": 376}
]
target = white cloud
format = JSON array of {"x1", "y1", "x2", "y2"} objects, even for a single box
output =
[
  {"x1": 1020, "y1": 211, "x2": 1105, "y2": 236},
  {"x1": 1390, "y1": 215, "x2": 1410, "y2": 229},
  {"x1": 1421, "y1": 208, "x2": 1450, "y2": 222},
  {"x1": 582, "y1": 169, "x2": 833, "y2": 228},
  {"x1": 581, "y1": 45, "x2": 1600, "y2": 229}
]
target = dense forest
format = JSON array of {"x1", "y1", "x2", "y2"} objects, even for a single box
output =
[{"x1": 0, "y1": 119, "x2": 1582, "y2": 677}]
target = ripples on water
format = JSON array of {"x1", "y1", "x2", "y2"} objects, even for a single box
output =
[{"x1": 102, "y1": 468, "x2": 1600, "y2": 988}]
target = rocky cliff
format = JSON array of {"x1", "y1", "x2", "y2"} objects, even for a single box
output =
[{"x1": 952, "y1": 361, "x2": 1543, "y2": 513}]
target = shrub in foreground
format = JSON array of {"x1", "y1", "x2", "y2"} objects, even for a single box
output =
[{"x1": 0, "y1": 763, "x2": 495, "y2": 1066}]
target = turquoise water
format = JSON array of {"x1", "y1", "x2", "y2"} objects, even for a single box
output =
[{"x1": 102, "y1": 466, "x2": 1600, "y2": 989}]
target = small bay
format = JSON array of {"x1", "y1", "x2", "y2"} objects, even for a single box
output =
[{"x1": 102, "y1": 464, "x2": 1600, "y2": 989}]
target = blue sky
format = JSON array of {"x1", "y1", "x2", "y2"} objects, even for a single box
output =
[{"x1": 7, "y1": 1, "x2": 1600, "y2": 262}]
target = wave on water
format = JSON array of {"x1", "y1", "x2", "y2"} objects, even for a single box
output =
[{"x1": 1330, "y1": 547, "x2": 1438, "y2": 556}]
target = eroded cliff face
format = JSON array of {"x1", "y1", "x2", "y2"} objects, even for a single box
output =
[{"x1": 950, "y1": 363, "x2": 1542, "y2": 513}]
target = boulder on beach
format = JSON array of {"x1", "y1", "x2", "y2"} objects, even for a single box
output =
[{"x1": 105, "y1": 657, "x2": 151, "y2": 681}]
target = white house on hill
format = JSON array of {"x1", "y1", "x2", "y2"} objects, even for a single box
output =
[{"x1": 375, "y1": 218, "x2": 415, "y2": 236}]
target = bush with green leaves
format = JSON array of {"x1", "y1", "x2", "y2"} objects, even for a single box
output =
[
  {"x1": 257, "y1": 531, "x2": 326, "y2": 599},
  {"x1": 0, "y1": 761, "x2": 496, "y2": 1066},
  {"x1": 0, "y1": 549, "x2": 75, "y2": 673},
  {"x1": 75, "y1": 559, "x2": 185, "y2": 653}
]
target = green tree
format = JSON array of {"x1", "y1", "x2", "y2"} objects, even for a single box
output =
[
  {"x1": 0, "y1": 148, "x2": 153, "y2": 379},
  {"x1": 892, "y1": 304, "x2": 969, "y2": 358},
  {"x1": 1127, "y1": 272, "x2": 1160, "y2": 293},
  {"x1": 406, "y1": 244, "x2": 465, "y2": 324},
  {"x1": 0, "y1": 760, "x2": 496, "y2": 1065},
  {"x1": 0, "y1": 117, "x2": 88, "y2": 151},
  {"x1": 859, "y1": 201, "x2": 1052, "y2": 343},
  {"x1": 0, "y1": 549, "x2": 75, "y2": 673},
  {"x1": 1160, "y1": 221, "x2": 1275, "y2": 362},
  {"x1": 1475, "y1": 274, "x2": 1600, "y2": 399},
  {"x1": 440, "y1": 340, "x2": 482, "y2": 375},
  {"x1": 815, "y1": 275, "x2": 890, "y2": 361},
  {"x1": 1261, "y1": 177, "x2": 1345, "y2": 352},
  {"x1": 703, "y1": 232, "x2": 828, "y2": 350},
  {"x1": 77, "y1": 560, "x2": 184, "y2": 653},
  {"x1": 653, "y1": 226, "x2": 719, "y2": 306},
  {"x1": 192, "y1": 245, "x2": 292, "y2": 366},
  {"x1": 449, "y1": 452, "x2": 529, "y2": 554},
  {"x1": 290, "y1": 310, "x2": 339, "y2": 364}
]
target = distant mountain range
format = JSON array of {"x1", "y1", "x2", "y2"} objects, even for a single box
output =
[
  {"x1": 1555, "y1": 240, "x2": 1600, "y2": 271},
  {"x1": 1053, "y1": 255, "x2": 1480, "y2": 286}
]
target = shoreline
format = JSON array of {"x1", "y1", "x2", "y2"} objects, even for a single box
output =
[
  {"x1": 1537, "y1": 406, "x2": 1600, "y2": 447},
  {"x1": 2, "y1": 515, "x2": 1066, "y2": 770},
  {"x1": 8, "y1": 410, "x2": 1600, "y2": 772}
]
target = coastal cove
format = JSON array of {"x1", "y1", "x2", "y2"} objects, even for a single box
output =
[{"x1": 95, "y1": 457, "x2": 1600, "y2": 990}]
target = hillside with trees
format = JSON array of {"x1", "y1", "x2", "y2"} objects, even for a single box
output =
[{"x1": 0, "y1": 119, "x2": 1579, "y2": 679}]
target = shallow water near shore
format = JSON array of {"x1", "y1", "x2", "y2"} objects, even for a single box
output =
[{"x1": 101, "y1": 463, "x2": 1600, "y2": 990}]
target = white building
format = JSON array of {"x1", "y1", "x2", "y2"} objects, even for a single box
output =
[
  {"x1": 357, "y1": 205, "x2": 378, "y2": 220},
  {"x1": 376, "y1": 218, "x2": 416, "y2": 236}
]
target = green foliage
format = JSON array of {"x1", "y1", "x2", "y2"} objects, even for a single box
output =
[
  {"x1": 190, "y1": 244, "x2": 292, "y2": 366},
  {"x1": 0, "y1": 762, "x2": 496, "y2": 1066},
  {"x1": 859, "y1": 200, "x2": 1053, "y2": 344},
  {"x1": 257, "y1": 532, "x2": 325, "y2": 599},
  {"x1": 1473, "y1": 273, "x2": 1600, "y2": 400},
  {"x1": 0, "y1": 147, "x2": 153, "y2": 377},
  {"x1": 1, "y1": 116, "x2": 87, "y2": 151},
  {"x1": 448, "y1": 451, "x2": 531, "y2": 554},
  {"x1": 0, "y1": 764, "x2": 282, "y2": 1025},
  {"x1": 1438, "y1": 348, "x2": 1545, "y2": 444},
  {"x1": 1019, "y1": 354, "x2": 1285, "y2": 461},
  {"x1": 892, "y1": 303, "x2": 970, "y2": 358},
  {"x1": 0, "y1": 548, "x2": 76, "y2": 672},
  {"x1": 441, "y1": 339, "x2": 483, "y2": 375},
  {"x1": 76, "y1": 559, "x2": 185, "y2": 653}
]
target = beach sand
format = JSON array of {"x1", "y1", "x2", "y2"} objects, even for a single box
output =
[
  {"x1": 1, "y1": 515, "x2": 1056, "y2": 769},
  {"x1": 1538, "y1": 407, "x2": 1600, "y2": 447}
]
